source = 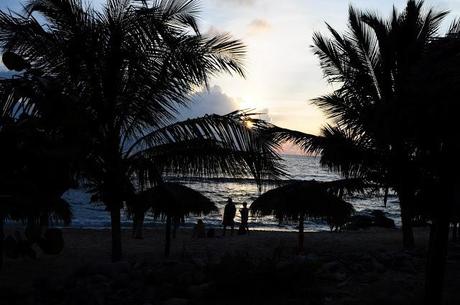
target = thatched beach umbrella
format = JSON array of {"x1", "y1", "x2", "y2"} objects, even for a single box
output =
[
  {"x1": 1, "y1": 182, "x2": 72, "y2": 269},
  {"x1": 0, "y1": 178, "x2": 73, "y2": 227},
  {"x1": 251, "y1": 180, "x2": 354, "y2": 253},
  {"x1": 131, "y1": 182, "x2": 216, "y2": 256}
]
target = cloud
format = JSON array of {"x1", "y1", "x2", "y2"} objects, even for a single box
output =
[
  {"x1": 252, "y1": 108, "x2": 271, "y2": 123},
  {"x1": 176, "y1": 85, "x2": 272, "y2": 124},
  {"x1": 213, "y1": 0, "x2": 256, "y2": 7},
  {"x1": 247, "y1": 18, "x2": 271, "y2": 34},
  {"x1": 177, "y1": 85, "x2": 240, "y2": 120},
  {"x1": 205, "y1": 25, "x2": 225, "y2": 36}
]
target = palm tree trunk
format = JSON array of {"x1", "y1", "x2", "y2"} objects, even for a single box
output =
[
  {"x1": 453, "y1": 223, "x2": 458, "y2": 242},
  {"x1": 425, "y1": 215, "x2": 450, "y2": 305},
  {"x1": 383, "y1": 187, "x2": 389, "y2": 208},
  {"x1": 0, "y1": 214, "x2": 4, "y2": 271},
  {"x1": 165, "y1": 215, "x2": 172, "y2": 257},
  {"x1": 400, "y1": 204, "x2": 415, "y2": 249},
  {"x1": 110, "y1": 207, "x2": 122, "y2": 262},
  {"x1": 172, "y1": 216, "x2": 178, "y2": 239},
  {"x1": 398, "y1": 189, "x2": 415, "y2": 249},
  {"x1": 133, "y1": 211, "x2": 144, "y2": 239},
  {"x1": 298, "y1": 214, "x2": 304, "y2": 253},
  {"x1": 457, "y1": 223, "x2": 460, "y2": 241},
  {"x1": 40, "y1": 214, "x2": 49, "y2": 236},
  {"x1": 132, "y1": 214, "x2": 137, "y2": 238}
]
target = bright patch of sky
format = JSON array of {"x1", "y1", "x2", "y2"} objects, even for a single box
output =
[
  {"x1": 2, "y1": 0, "x2": 460, "y2": 147},
  {"x1": 198, "y1": 0, "x2": 460, "y2": 138}
]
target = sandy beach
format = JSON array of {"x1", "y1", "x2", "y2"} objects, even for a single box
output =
[{"x1": 1, "y1": 227, "x2": 459, "y2": 305}]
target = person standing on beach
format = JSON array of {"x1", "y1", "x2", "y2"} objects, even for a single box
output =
[
  {"x1": 222, "y1": 198, "x2": 236, "y2": 236},
  {"x1": 239, "y1": 202, "x2": 250, "y2": 235},
  {"x1": 192, "y1": 219, "x2": 206, "y2": 239}
]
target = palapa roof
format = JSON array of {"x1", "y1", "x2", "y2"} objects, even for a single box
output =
[
  {"x1": 130, "y1": 182, "x2": 216, "y2": 218},
  {"x1": 251, "y1": 180, "x2": 354, "y2": 221},
  {"x1": 0, "y1": 178, "x2": 72, "y2": 224},
  {"x1": 0, "y1": 195, "x2": 72, "y2": 225}
]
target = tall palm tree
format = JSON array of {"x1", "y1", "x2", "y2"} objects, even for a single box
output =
[
  {"x1": 0, "y1": 0, "x2": 284, "y2": 262},
  {"x1": 270, "y1": 0, "x2": 447, "y2": 249},
  {"x1": 406, "y1": 21, "x2": 460, "y2": 304}
]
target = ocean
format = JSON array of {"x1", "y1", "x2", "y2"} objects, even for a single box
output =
[{"x1": 63, "y1": 155, "x2": 401, "y2": 232}]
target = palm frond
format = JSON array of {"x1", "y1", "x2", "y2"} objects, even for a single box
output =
[
  {"x1": 447, "y1": 18, "x2": 460, "y2": 35},
  {"x1": 317, "y1": 124, "x2": 380, "y2": 178},
  {"x1": 127, "y1": 111, "x2": 286, "y2": 187},
  {"x1": 129, "y1": 139, "x2": 257, "y2": 183},
  {"x1": 201, "y1": 32, "x2": 246, "y2": 78},
  {"x1": 311, "y1": 31, "x2": 346, "y2": 83},
  {"x1": 266, "y1": 126, "x2": 320, "y2": 155}
]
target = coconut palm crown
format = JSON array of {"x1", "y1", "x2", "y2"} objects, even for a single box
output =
[
  {"x1": 269, "y1": 0, "x2": 448, "y2": 249},
  {"x1": 0, "y1": 0, "x2": 285, "y2": 261}
]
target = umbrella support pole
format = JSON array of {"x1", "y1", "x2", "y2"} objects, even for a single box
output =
[
  {"x1": 165, "y1": 215, "x2": 172, "y2": 257},
  {"x1": 133, "y1": 212, "x2": 145, "y2": 239},
  {"x1": 425, "y1": 215, "x2": 450, "y2": 304},
  {"x1": 452, "y1": 223, "x2": 458, "y2": 242},
  {"x1": 110, "y1": 207, "x2": 122, "y2": 262},
  {"x1": 298, "y1": 214, "x2": 304, "y2": 254}
]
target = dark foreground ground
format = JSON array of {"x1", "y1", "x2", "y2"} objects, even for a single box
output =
[{"x1": 1, "y1": 227, "x2": 460, "y2": 305}]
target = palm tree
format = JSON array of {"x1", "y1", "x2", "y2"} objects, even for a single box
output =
[
  {"x1": 270, "y1": 0, "x2": 447, "y2": 249},
  {"x1": 405, "y1": 21, "x2": 460, "y2": 304},
  {"x1": 0, "y1": 0, "x2": 284, "y2": 262}
]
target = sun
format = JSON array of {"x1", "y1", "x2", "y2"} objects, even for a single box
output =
[
  {"x1": 244, "y1": 119, "x2": 254, "y2": 129},
  {"x1": 239, "y1": 96, "x2": 259, "y2": 110}
]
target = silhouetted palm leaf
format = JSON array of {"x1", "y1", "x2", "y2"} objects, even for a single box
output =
[
  {"x1": 128, "y1": 111, "x2": 286, "y2": 186},
  {"x1": 0, "y1": 0, "x2": 283, "y2": 261}
]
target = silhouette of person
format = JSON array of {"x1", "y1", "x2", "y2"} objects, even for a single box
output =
[
  {"x1": 239, "y1": 202, "x2": 249, "y2": 235},
  {"x1": 192, "y1": 219, "x2": 206, "y2": 239},
  {"x1": 222, "y1": 198, "x2": 236, "y2": 236},
  {"x1": 172, "y1": 215, "x2": 184, "y2": 239}
]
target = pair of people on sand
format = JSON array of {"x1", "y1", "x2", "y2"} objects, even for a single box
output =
[
  {"x1": 192, "y1": 198, "x2": 249, "y2": 238},
  {"x1": 222, "y1": 198, "x2": 249, "y2": 236}
]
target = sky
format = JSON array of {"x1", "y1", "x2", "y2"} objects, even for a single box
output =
[{"x1": 2, "y1": 0, "x2": 460, "y2": 153}]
